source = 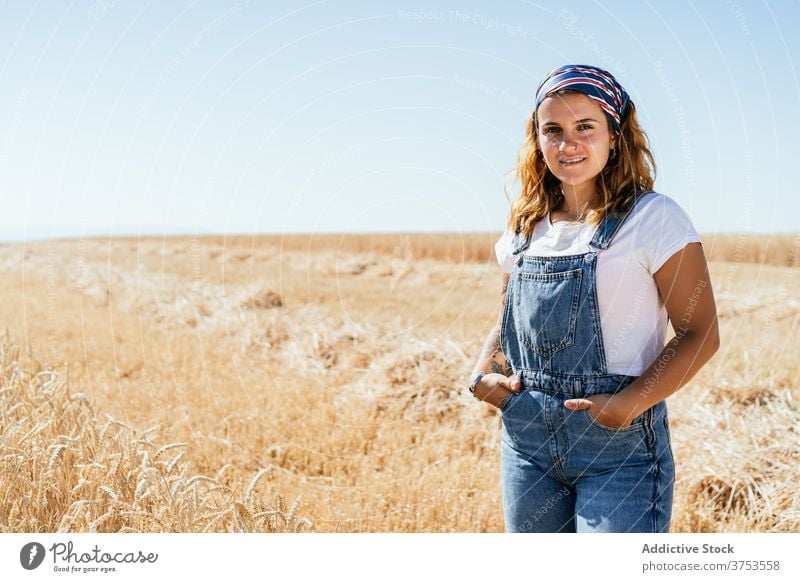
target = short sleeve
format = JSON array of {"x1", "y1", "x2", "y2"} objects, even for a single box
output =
[
  {"x1": 494, "y1": 229, "x2": 515, "y2": 273},
  {"x1": 637, "y1": 194, "x2": 702, "y2": 274}
]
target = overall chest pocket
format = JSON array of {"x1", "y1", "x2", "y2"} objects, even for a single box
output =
[{"x1": 513, "y1": 268, "x2": 583, "y2": 358}]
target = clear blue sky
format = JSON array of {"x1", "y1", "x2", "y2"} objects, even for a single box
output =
[{"x1": 1, "y1": 0, "x2": 798, "y2": 241}]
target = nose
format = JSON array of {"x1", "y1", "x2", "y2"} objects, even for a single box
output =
[{"x1": 558, "y1": 132, "x2": 579, "y2": 151}]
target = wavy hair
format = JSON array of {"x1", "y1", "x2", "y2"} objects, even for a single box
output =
[{"x1": 505, "y1": 90, "x2": 656, "y2": 237}]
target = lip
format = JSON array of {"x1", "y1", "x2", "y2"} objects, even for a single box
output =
[{"x1": 559, "y1": 157, "x2": 586, "y2": 165}]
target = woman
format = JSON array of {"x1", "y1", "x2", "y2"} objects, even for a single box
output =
[{"x1": 467, "y1": 64, "x2": 719, "y2": 532}]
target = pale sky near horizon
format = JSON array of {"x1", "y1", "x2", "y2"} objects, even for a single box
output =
[{"x1": 1, "y1": 0, "x2": 798, "y2": 242}]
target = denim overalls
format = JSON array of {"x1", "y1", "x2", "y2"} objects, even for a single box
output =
[{"x1": 498, "y1": 191, "x2": 675, "y2": 533}]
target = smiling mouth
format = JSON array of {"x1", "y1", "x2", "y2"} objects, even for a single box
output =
[{"x1": 560, "y1": 157, "x2": 586, "y2": 166}]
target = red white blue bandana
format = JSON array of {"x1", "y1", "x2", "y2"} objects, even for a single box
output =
[{"x1": 534, "y1": 64, "x2": 630, "y2": 132}]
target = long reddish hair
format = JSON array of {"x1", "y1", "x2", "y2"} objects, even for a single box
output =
[{"x1": 506, "y1": 90, "x2": 656, "y2": 236}]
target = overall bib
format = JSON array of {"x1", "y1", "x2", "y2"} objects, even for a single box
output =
[{"x1": 499, "y1": 191, "x2": 675, "y2": 533}]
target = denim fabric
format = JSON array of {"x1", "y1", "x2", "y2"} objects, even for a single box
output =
[{"x1": 498, "y1": 191, "x2": 675, "y2": 532}]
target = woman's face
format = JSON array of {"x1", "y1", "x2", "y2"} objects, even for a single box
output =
[{"x1": 536, "y1": 92, "x2": 615, "y2": 197}]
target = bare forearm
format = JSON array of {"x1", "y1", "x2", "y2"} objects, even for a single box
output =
[
  {"x1": 472, "y1": 324, "x2": 513, "y2": 377},
  {"x1": 620, "y1": 329, "x2": 719, "y2": 417},
  {"x1": 472, "y1": 271, "x2": 514, "y2": 377}
]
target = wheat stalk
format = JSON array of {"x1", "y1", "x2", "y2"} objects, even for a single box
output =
[
  {"x1": 245, "y1": 468, "x2": 269, "y2": 502},
  {"x1": 98, "y1": 486, "x2": 118, "y2": 501},
  {"x1": 233, "y1": 502, "x2": 254, "y2": 532},
  {"x1": 154, "y1": 442, "x2": 188, "y2": 462}
]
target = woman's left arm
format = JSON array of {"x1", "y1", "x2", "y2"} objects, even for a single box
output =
[{"x1": 565, "y1": 242, "x2": 720, "y2": 427}]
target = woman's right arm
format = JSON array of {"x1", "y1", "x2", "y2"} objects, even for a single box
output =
[
  {"x1": 469, "y1": 272, "x2": 522, "y2": 407},
  {"x1": 472, "y1": 272, "x2": 513, "y2": 377}
]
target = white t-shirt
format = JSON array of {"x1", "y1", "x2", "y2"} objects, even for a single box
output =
[{"x1": 494, "y1": 192, "x2": 702, "y2": 376}]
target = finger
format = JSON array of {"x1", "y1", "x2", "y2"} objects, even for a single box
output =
[
  {"x1": 507, "y1": 376, "x2": 521, "y2": 392},
  {"x1": 564, "y1": 398, "x2": 592, "y2": 410}
]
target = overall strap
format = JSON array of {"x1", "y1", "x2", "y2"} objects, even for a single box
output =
[
  {"x1": 589, "y1": 190, "x2": 652, "y2": 251},
  {"x1": 511, "y1": 226, "x2": 532, "y2": 256}
]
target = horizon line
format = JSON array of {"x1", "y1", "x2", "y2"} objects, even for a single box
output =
[{"x1": 2, "y1": 227, "x2": 799, "y2": 244}]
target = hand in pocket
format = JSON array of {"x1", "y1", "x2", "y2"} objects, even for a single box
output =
[
  {"x1": 472, "y1": 374, "x2": 522, "y2": 409},
  {"x1": 564, "y1": 393, "x2": 639, "y2": 430}
]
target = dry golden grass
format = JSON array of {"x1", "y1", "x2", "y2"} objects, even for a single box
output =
[
  {"x1": 129, "y1": 231, "x2": 800, "y2": 267},
  {"x1": 0, "y1": 333, "x2": 310, "y2": 533},
  {"x1": 0, "y1": 231, "x2": 798, "y2": 532}
]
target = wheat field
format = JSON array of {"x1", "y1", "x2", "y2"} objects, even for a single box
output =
[{"x1": 1, "y1": 232, "x2": 799, "y2": 532}]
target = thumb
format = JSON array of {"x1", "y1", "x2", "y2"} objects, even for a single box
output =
[
  {"x1": 507, "y1": 375, "x2": 522, "y2": 392},
  {"x1": 564, "y1": 398, "x2": 593, "y2": 410}
]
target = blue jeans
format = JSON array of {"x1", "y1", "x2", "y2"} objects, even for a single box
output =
[{"x1": 499, "y1": 387, "x2": 675, "y2": 532}]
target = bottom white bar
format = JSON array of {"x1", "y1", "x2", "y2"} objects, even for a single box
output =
[{"x1": 2, "y1": 533, "x2": 798, "y2": 581}]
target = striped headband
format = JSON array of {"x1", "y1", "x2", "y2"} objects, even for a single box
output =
[{"x1": 534, "y1": 64, "x2": 630, "y2": 132}]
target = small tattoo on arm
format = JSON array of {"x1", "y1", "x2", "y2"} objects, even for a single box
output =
[
  {"x1": 478, "y1": 328, "x2": 513, "y2": 377},
  {"x1": 491, "y1": 360, "x2": 513, "y2": 376},
  {"x1": 473, "y1": 273, "x2": 515, "y2": 377},
  {"x1": 501, "y1": 274, "x2": 510, "y2": 304},
  {"x1": 477, "y1": 327, "x2": 501, "y2": 364}
]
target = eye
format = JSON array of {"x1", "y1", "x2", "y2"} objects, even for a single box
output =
[
  {"x1": 577, "y1": 124, "x2": 594, "y2": 131},
  {"x1": 542, "y1": 126, "x2": 560, "y2": 134}
]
